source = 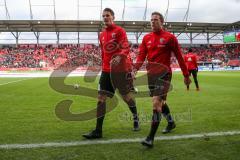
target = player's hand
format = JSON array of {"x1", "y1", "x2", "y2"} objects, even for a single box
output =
[
  {"x1": 110, "y1": 55, "x2": 121, "y2": 66},
  {"x1": 184, "y1": 76, "x2": 191, "y2": 86},
  {"x1": 131, "y1": 68, "x2": 138, "y2": 80}
]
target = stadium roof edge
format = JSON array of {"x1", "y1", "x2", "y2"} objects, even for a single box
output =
[{"x1": 0, "y1": 20, "x2": 236, "y2": 33}]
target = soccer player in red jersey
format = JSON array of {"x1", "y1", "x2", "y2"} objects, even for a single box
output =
[
  {"x1": 236, "y1": 32, "x2": 240, "y2": 42},
  {"x1": 184, "y1": 48, "x2": 200, "y2": 91},
  {"x1": 134, "y1": 11, "x2": 191, "y2": 147},
  {"x1": 82, "y1": 8, "x2": 139, "y2": 139}
]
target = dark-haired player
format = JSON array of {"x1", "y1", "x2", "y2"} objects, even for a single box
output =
[{"x1": 82, "y1": 8, "x2": 140, "y2": 139}]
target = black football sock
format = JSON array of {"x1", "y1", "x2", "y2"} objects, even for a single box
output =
[
  {"x1": 194, "y1": 79, "x2": 199, "y2": 89},
  {"x1": 96, "y1": 101, "x2": 106, "y2": 132},
  {"x1": 148, "y1": 110, "x2": 161, "y2": 140},
  {"x1": 193, "y1": 75, "x2": 199, "y2": 88},
  {"x1": 126, "y1": 99, "x2": 138, "y2": 121},
  {"x1": 162, "y1": 103, "x2": 174, "y2": 123}
]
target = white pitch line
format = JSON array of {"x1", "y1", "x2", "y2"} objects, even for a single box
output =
[
  {"x1": 0, "y1": 78, "x2": 32, "y2": 86},
  {"x1": 0, "y1": 131, "x2": 240, "y2": 150}
]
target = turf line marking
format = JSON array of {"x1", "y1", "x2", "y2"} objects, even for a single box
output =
[
  {"x1": 0, "y1": 131, "x2": 240, "y2": 149},
  {"x1": 0, "y1": 78, "x2": 32, "y2": 86}
]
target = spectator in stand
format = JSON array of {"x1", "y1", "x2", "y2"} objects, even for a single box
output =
[{"x1": 1, "y1": 43, "x2": 239, "y2": 69}]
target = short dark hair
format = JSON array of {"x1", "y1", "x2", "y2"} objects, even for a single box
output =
[
  {"x1": 151, "y1": 11, "x2": 164, "y2": 23},
  {"x1": 103, "y1": 8, "x2": 115, "y2": 16},
  {"x1": 189, "y1": 48, "x2": 193, "y2": 52}
]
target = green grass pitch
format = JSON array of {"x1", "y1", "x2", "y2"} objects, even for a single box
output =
[{"x1": 0, "y1": 71, "x2": 240, "y2": 160}]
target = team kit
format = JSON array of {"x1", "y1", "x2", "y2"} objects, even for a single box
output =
[{"x1": 82, "y1": 8, "x2": 198, "y2": 148}]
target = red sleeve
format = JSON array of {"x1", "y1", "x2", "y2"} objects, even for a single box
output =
[
  {"x1": 170, "y1": 36, "x2": 189, "y2": 77},
  {"x1": 184, "y1": 55, "x2": 187, "y2": 63},
  {"x1": 134, "y1": 36, "x2": 147, "y2": 70},
  {"x1": 117, "y1": 28, "x2": 130, "y2": 56},
  {"x1": 194, "y1": 54, "x2": 198, "y2": 68},
  {"x1": 99, "y1": 33, "x2": 104, "y2": 62}
]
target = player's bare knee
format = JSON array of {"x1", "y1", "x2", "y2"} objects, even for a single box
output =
[
  {"x1": 98, "y1": 94, "x2": 107, "y2": 103},
  {"x1": 122, "y1": 93, "x2": 133, "y2": 103},
  {"x1": 162, "y1": 100, "x2": 166, "y2": 105},
  {"x1": 152, "y1": 96, "x2": 163, "y2": 112},
  {"x1": 152, "y1": 97, "x2": 159, "y2": 105},
  {"x1": 153, "y1": 106, "x2": 162, "y2": 112}
]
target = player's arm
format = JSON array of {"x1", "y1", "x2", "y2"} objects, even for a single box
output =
[
  {"x1": 99, "y1": 33, "x2": 104, "y2": 61},
  {"x1": 117, "y1": 28, "x2": 130, "y2": 57},
  {"x1": 194, "y1": 55, "x2": 198, "y2": 71},
  {"x1": 170, "y1": 36, "x2": 191, "y2": 85},
  {"x1": 183, "y1": 54, "x2": 187, "y2": 63},
  {"x1": 134, "y1": 36, "x2": 147, "y2": 71},
  {"x1": 111, "y1": 28, "x2": 132, "y2": 71}
]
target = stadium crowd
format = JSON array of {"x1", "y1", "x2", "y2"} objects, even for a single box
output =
[
  {"x1": 182, "y1": 44, "x2": 240, "y2": 63},
  {"x1": 0, "y1": 43, "x2": 239, "y2": 69},
  {"x1": 0, "y1": 44, "x2": 101, "y2": 69}
]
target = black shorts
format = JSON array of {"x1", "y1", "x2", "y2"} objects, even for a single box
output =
[
  {"x1": 148, "y1": 72, "x2": 172, "y2": 100},
  {"x1": 189, "y1": 69, "x2": 198, "y2": 77},
  {"x1": 98, "y1": 71, "x2": 134, "y2": 97}
]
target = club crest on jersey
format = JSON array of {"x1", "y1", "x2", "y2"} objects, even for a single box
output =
[
  {"x1": 158, "y1": 38, "x2": 166, "y2": 47},
  {"x1": 112, "y1": 33, "x2": 116, "y2": 39},
  {"x1": 159, "y1": 38, "x2": 165, "y2": 44}
]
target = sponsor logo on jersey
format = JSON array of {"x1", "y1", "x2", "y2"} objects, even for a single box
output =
[{"x1": 187, "y1": 57, "x2": 192, "y2": 61}]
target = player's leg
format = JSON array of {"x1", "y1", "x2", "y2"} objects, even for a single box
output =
[
  {"x1": 122, "y1": 93, "x2": 140, "y2": 131},
  {"x1": 162, "y1": 101, "x2": 176, "y2": 134},
  {"x1": 114, "y1": 72, "x2": 140, "y2": 131},
  {"x1": 141, "y1": 73, "x2": 165, "y2": 147},
  {"x1": 192, "y1": 69, "x2": 199, "y2": 90},
  {"x1": 82, "y1": 72, "x2": 115, "y2": 139},
  {"x1": 95, "y1": 94, "x2": 107, "y2": 134},
  {"x1": 187, "y1": 70, "x2": 192, "y2": 90},
  {"x1": 82, "y1": 94, "x2": 107, "y2": 139},
  {"x1": 141, "y1": 96, "x2": 162, "y2": 148},
  {"x1": 154, "y1": 72, "x2": 175, "y2": 133}
]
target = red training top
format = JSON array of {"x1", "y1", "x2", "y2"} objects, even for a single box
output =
[
  {"x1": 184, "y1": 52, "x2": 198, "y2": 70},
  {"x1": 135, "y1": 29, "x2": 189, "y2": 77},
  {"x1": 99, "y1": 23, "x2": 132, "y2": 73}
]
